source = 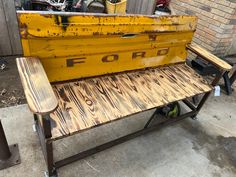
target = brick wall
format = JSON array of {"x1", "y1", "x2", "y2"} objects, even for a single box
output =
[{"x1": 171, "y1": 0, "x2": 236, "y2": 57}]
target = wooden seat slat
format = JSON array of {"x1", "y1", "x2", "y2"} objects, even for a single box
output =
[{"x1": 49, "y1": 63, "x2": 212, "y2": 140}]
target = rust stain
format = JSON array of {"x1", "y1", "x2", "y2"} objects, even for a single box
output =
[
  {"x1": 143, "y1": 30, "x2": 177, "y2": 34},
  {"x1": 41, "y1": 14, "x2": 53, "y2": 18},
  {"x1": 53, "y1": 15, "x2": 70, "y2": 31},
  {"x1": 93, "y1": 32, "x2": 100, "y2": 36},
  {"x1": 189, "y1": 23, "x2": 193, "y2": 30},
  {"x1": 19, "y1": 23, "x2": 29, "y2": 38},
  {"x1": 61, "y1": 16, "x2": 69, "y2": 31},
  {"x1": 107, "y1": 32, "x2": 124, "y2": 35},
  {"x1": 149, "y1": 35, "x2": 157, "y2": 41},
  {"x1": 54, "y1": 15, "x2": 60, "y2": 26}
]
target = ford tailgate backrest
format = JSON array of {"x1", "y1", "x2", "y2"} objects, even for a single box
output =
[{"x1": 17, "y1": 11, "x2": 197, "y2": 82}]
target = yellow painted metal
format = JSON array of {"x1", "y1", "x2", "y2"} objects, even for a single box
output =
[
  {"x1": 17, "y1": 11, "x2": 197, "y2": 82},
  {"x1": 106, "y1": 0, "x2": 127, "y2": 14}
]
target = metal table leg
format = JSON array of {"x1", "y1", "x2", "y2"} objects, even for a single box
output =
[{"x1": 0, "y1": 120, "x2": 21, "y2": 170}]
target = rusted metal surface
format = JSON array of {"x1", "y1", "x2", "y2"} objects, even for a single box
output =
[
  {"x1": 17, "y1": 11, "x2": 197, "y2": 82},
  {"x1": 18, "y1": 11, "x2": 197, "y2": 38}
]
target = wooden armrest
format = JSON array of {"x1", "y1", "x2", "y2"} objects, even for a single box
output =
[
  {"x1": 187, "y1": 43, "x2": 232, "y2": 71},
  {"x1": 16, "y1": 57, "x2": 58, "y2": 114}
]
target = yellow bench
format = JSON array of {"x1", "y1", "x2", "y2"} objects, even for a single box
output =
[{"x1": 16, "y1": 11, "x2": 231, "y2": 176}]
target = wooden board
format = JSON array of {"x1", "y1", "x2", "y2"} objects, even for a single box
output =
[
  {"x1": 0, "y1": 0, "x2": 12, "y2": 56},
  {"x1": 49, "y1": 63, "x2": 212, "y2": 140},
  {"x1": 2, "y1": 0, "x2": 22, "y2": 55},
  {"x1": 187, "y1": 43, "x2": 232, "y2": 71},
  {"x1": 0, "y1": 0, "x2": 22, "y2": 56},
  {"x1": 16, "y1": 57, "x2": 58, "y2": 114}
]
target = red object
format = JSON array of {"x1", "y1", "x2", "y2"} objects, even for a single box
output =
[{"x1": 157, "y1": 0, "x2": 170, "y2": 6}]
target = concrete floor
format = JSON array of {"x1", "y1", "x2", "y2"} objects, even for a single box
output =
[{"x1": 0, "y1": 91, "x2": 236, "y2": 177}]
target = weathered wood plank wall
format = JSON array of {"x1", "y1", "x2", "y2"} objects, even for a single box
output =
[
  {"x1": 0, "y1": 0, "x2": 22, "y2": 56},
  {"x1": 126, "y1": 0, "x2": 156, "y2": 15},
  {"x1": 0, "y1": 0, "x2": 12, "y2": 56}
]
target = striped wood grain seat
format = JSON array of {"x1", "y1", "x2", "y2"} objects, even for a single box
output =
[{"x1": 49, "y1": 63, "x2": 212, "y2": 140}]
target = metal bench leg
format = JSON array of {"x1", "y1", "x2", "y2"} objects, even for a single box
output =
[
  {"x1": 195, "y1": 72, "x2": 223, "y2": 115},
  {"x1": 44, "y1": 141, "x2": 56, "y2": 177},
  {"x1": 35, "y1": 114, "x2": 57, "y2": 177},
  {"x1": 230, "y1": 70, "x2": 236, "y2": 87},
  {"x1": 223, "y1": 71, "x2": 232, "y2": 95},
  {"x1": 42, "y1": 116, "x2": 57, "y2": 177},
  {"x1": 0, "y1": 120, "x2": 21, "y2": 170}
]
